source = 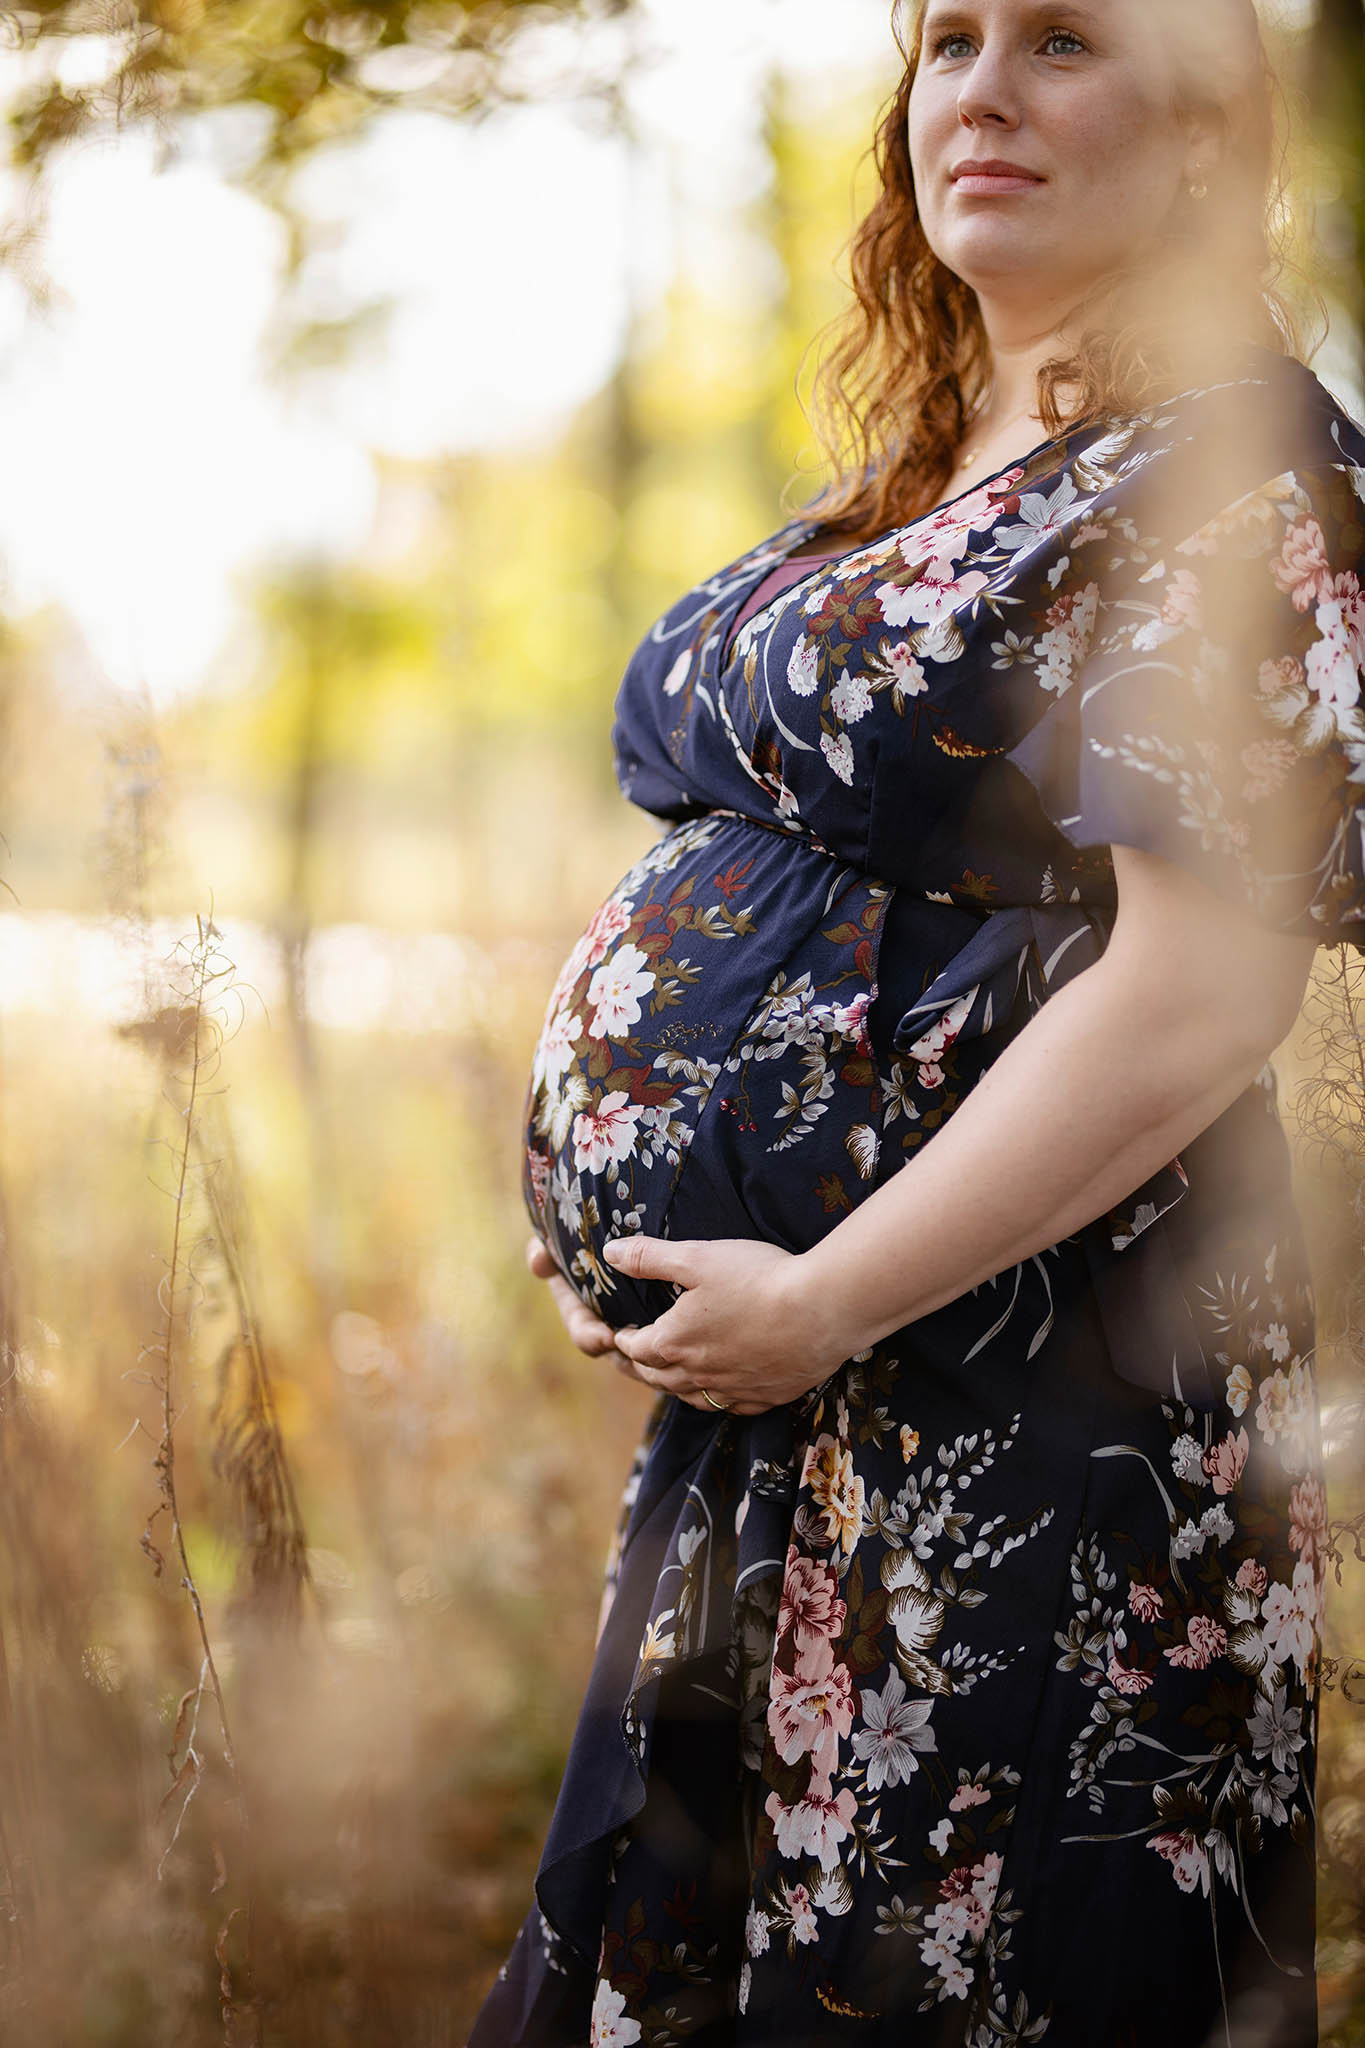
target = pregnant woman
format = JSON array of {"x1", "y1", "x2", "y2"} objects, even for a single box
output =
[{"x1": 471, "y1": 2, "x2": 1365, "y2": 2042}]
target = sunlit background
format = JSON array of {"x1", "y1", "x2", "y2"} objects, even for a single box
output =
[{"x1": 0, "y1": 0, "x2": 1361, "y2": 2041}]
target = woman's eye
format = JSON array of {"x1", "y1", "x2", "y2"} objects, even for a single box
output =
[
  {"x1": 931, "y1": 32, "x2": 975, "y2": 58},
  {"x1": 1041, "y1": 28, "x2": 1087, "y2": 54}
]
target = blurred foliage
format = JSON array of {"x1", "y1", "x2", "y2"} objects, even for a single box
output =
[
  {"x1": 0, "y1": 0, "x2": 638, "y2": 172},
  {"x1": 0, "y1": 2, "x2": 1361, "y2": 2043}
]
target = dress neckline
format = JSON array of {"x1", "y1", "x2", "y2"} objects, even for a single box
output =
[{"x1": 715, "y1": 426, "x2": 1073, "y2": 675}]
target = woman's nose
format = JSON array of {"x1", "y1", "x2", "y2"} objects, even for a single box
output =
[{"x1": 956, "y1": 49, "x2": 1022, "y2": 130}]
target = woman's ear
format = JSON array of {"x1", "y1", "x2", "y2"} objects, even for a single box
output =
[{"x1": 1180, "y1": 111, "x2": 1227, "y2": 191}]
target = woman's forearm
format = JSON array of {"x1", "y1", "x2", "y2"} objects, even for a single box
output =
[{"x1": 796, "y1": 956, "x2": 1275, "y2": 1359}]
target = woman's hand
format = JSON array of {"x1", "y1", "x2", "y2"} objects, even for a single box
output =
[
  {"x1": 603, "y1": 1234, "x2": 851, "y2": 1416},
  {"x1": 525, "y1": 1237, "x2": 651, "y2": 1387}
]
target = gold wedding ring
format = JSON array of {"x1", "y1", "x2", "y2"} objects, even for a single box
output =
[{"x1": 700, "y1": 1387, "x2": 731, "y2": 1413}]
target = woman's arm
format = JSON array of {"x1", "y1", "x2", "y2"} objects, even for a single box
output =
[{"x1": 604, "y1": 844, "x2": 1321, "y2": 1414}]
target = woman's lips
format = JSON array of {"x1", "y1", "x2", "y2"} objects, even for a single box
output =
[{"x1": 950, "y1": 163, "x2": 1045, "y2": 196}]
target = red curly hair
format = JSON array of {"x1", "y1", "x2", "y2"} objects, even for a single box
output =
[{"x1": 802, "y1": 0, "x2": 1310, "y2": 541}]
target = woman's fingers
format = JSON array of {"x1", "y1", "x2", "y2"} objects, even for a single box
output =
[
  {"x1": 526, "y1": 1236, "x2": 557, "y2": 1280},
  {"x1": 602, "y1": 1233, "x2": 696, "y2": 1289},
  {"x1": 526, "y1": 1235, "x2": 625, "y2": 1361}
]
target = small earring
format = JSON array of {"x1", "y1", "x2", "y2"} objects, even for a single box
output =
[{"x1": 1187, "y1": 172, "x2": 1209, "y2": 201}]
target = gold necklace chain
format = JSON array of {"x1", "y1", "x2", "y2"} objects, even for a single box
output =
[{"x1": 956, "y1": 388, "x2": 1037, "y2": 472}]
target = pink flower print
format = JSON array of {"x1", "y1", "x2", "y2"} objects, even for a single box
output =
[
  {"x1": 582, "y1": 896, "x2": 635, "y2": 969},
  {"x1": 1240, "y1": 737, "x2": 1297, "y2": 804},
  {"x1": 586, "y1": 943, "x2": 654, "y2": 1041},
  {"x1": 766, "y1": 1658, "x2": 855, "y2": 1781},
  {"x1": 1164, "y1": 1615, "x2": 1227, "y2": 1671},
  {"x1": 919, "y1": 471, "x2": 1024, "y2": 554},
  {"x1": 1160, "y1": 568, "x2": 1204, "y2": 633},
  {"x1": 1149, "y1": 1831, "x2": 1210, "y2": 1896},
  {"x1": 1271, "y1": 516, "x2": 1336, "y2": 612},
  {"x1": 783, "y1": 1881, "x2": 818, "y2": 1945},
  {"x1": 881, "y1": 639, "x2": 928, "y2": 697},
  {"x1": 949, "y1": 1782, "x2": 990, "y2": 1812},
  {"x1": 572, "y1": 1092, "x2": 645, "y2": 1177},
  {"x1": 765, "y1": 1786, "x2": 858, "y2": 1872},
  {"x1": 1288, "y1": 1475, "x2": 1328, "y2": 1572},
  {"x1": 1235, "y1": 1558, "x2": 1268, "y2": 1598},
  {"x1": 1201, "y1": 1426, "x2": 1250, "y2": 1497},
  {"x1": 1034, "y1": 581, "x2": 1099, "y2": 695},
  {"x1": 1262, "y1": 1561, "x2": 1319, "y2": 1675},
  {"x1": 827, "y1": 991, "x2": 874, "y2": 1053},
  {"x1": 876, "y1": 557, "x2": 989, "y2": 630},
  {"x1": 777, "y1": 1548, "x2": 847, "y2": 1658},
  {"x1": 1107, "y1": 1652, "x2": 1154, "y2": 1695},
  {"x1": 526, "y1": 1147, "x2": 550, "y2": 1218},
  {"x1": 1257, "y1": 654, "x2": 1307, "y2": 699},
  {"x1": 1128, "y1": 1582, "x2": 1164, "y2": 1623}
]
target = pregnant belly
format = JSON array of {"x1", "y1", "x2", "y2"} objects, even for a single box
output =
[{"x1": 523, "y1": 811, "x2": 891, "y2": 1331}]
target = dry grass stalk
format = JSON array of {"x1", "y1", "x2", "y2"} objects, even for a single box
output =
[
  {"x1": 135, "y1": 914, "x2": 262, "y2": 2047},
  {"x1": 198, "y1": 1106, "x2": 315, "y2": 1635}
]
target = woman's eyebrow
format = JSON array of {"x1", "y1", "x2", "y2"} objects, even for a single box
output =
[{"x1": 921, "y1": 1, "x2": 1102, "y2": 25}]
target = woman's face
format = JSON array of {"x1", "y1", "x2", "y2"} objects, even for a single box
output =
[{"x1": 907, "y1": 0, "x2": 1212, "y2": 326}]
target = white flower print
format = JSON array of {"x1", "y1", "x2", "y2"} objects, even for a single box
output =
[
  {"x1": 765, "y1": 1786, "x2": 859, "y2": 1871},
  {"x1": 1171, "y1": 1516, "x2": 1207, "y2": 1561},
  {"x1": 821, "y1": 730, "x2": 855, "y2": 785},
  {"x1": 533, "y1": 1005, "x2": 583, "y2": 1094},
  {"x1": 1170, "y1": 1434, "x2": 1207, "y2": 1484},
  {"x1": 550, "y1": 1159, "x2": 583, "y2": 1236},
  {"x1": 992, "y1": 475, "x2": 1080, "y2": 553},
  {"x1": 929, "y1": 1817, "x2": 954, "y2": 1855},
  {"x1": 1247, "y1": 1684, "x2": 1305, "y2": 1774},
  {"x1": 1264, "y1": 1321, "x2": 1291, "y2": 1362},
  {"x1": 787, "y1": 640, "x2": 822, "y2": 696},
  {"x1": 850, "y1": 1666, "x2": 938, "y2": 1789},
  {"x1": 589, "y1": 1979, "x2": 641, "y2": 2047},
  {"x1": 661, "y1": 650, "x2": 691, "y2": 697},
  {"x1": 830, "y1": 668, "x2": 874, "y2": 723},
  {"x1": 1261, "y1": 1560, "x2": 1318, "y2": 1676},
  {"x1": 738, "y1": 1961, "x2": 752, "y2": 2014},
  {"x1": 745, "y1": 1903, "x2": 770, "y2": 1957},
  {"x1": 572, "y1": 1093, "x2": 645, "y2": 1176},
  {"x1": 1149, "y1": 1831, "x2": 1210, "y2": 1896},
  {"x1": 587, "y1": 944, "x2": 655, "y2": 1040}
]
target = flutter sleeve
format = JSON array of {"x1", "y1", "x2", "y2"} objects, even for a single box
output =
[{"x1": 1005, "y1": 458, "x2": 1365, "y2": 951}]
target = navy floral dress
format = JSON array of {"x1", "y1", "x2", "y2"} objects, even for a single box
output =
[{"x1": 470, "y1": 345, "x2": 1365, "y2": 2047}]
